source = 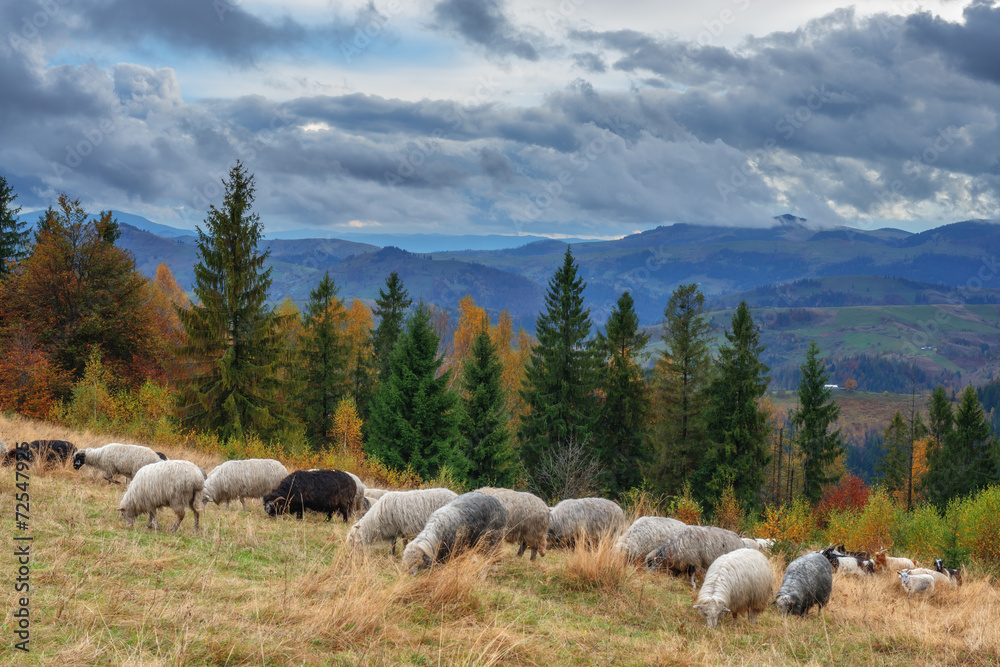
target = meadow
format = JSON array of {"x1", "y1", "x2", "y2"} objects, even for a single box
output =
[{"x1": 2, "y1": 414, "x2": 999, "y2": 666}]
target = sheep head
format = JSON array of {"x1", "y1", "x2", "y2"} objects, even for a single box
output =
[
  {"x1": 72, "y1": 451, "x2": 86, "y2": 470},
  {"x1": 693, "y1": 600, "x2": 730, "y2": 628}
]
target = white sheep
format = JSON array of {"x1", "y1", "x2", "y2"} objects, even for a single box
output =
[
  {"x1": 694, "y1": 548, "x2": 773, "y2": 628},
  {"x1": 547, "y1": 498, "x2": 626, "y2": 548},
  {"x1": 903, "y1": 568, "x2": 955, "y2": 589},
  {"x1": 345, "y1": 472, "x2": 367, "y2": 516},
  {"x1": 346, "y1": 488, "x2": 459, "y2": 555},
  {"x1": 365, "y1": 488, "x2": 390, "y2": 500},
  {"x1": 615, "y1": 516, "x2": 686, "y2": 563},
  {"x1": 742, "y1": 537, "x2": 775, "y2": 552},
  {"x1": 401, "y1": 492, "x2": 508, "y2": 574},
  {"x1": 476, "y1": 487, "x2": 549, "y2": 560},
  {"x1": 898, "y1": 570, "x2": 936, "y2": 598},
  {"x1": 73, "y1": 443, "x2": 164, "y2": 485},
  {"x1": 203, "y1": 459, "x2": 288, "y2": 510},
  {"x1": 119, "y1": 460, "x2": 206, "y2": 532},
  {"x1": 646, "y1": 525, "x2": 747, "y2": 588}
]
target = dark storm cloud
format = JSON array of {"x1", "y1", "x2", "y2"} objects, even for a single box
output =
[
  {"x1": 431, "y1": 0, "x2": 541, "y2": 61},
  {"x1": 906, "y1": 0, "x2": 1000, "y2": 85}
]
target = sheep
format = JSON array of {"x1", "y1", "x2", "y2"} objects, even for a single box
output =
[
  {"x1": 475, "y1": 487, "x2": 549, "y2": 560},
  {"x1": 546, "y1": 498, "x2": 626, "y2": 548},
  {"x1": 203, "y1": 459, "x2": 288, "y2": 510},
  {"x1": 262, "y1": 469, "x2": 356, "y2": 522},
  {"x1": 344, "y1": 471, "x2": 368, "y2": 516},
  {"x1": 365, "y1": 488, "x2": 390, "y2": 501},
  {"x1": 615, "y1": 516, "x2": 687, "y2": 563},
  {"x1": 401, "y1": 492, "x2": 508, "y2": 574},
  {"x1": 119, "y1": 460, "x2": 206, "y2": 532},
  {"x1": 904, "y1": 568, "x2": 956, "y2": 589},
  {"x1": 346, "y1": 488, "x2": 459, "y2": 555},
  {"x1": 874, "y1": 549, "x2": 917, "y2": 572},
  {"x1": 1, "y1": 440, "x2": 77, "y2": 468},
  {"x1": 73, "y1": 443, "x2": 164, "y2": 485},
  {"x1": 898, "y1": 570, "x2": 936, "y2": 598},
  {"x1": 645, "y1": 525, "x2": 747, "y2": 589},
  {"x1": 694, "y1": 548, "x2": 774, "y2": 628},
  {"x1": 933, "y1": 559, "x2": 963, "y2": 586},
  {"x1": 775, "y1": 553, "x2": 834, "y2": 617}
]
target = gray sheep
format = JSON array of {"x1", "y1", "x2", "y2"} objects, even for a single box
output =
[
  {"x1": 346, "y1": 488, "x2": 459, "y2": 555},
  {"x1": 476, "y1": 487, "x2": 549, "y2": 560},
  {"x1": 694, "y1": 548, "x2": 774, "y2": 628},
  {"x1": 615, "y1": 516, "x2": 686, "y2": 563},
  {"x1": 645, "y1": 525, "x2": 746, "y2": 588},
  {"x1": 401, "y1": 492, "x2": 508, "y2": 574},
  {"x1": 547, "y1": 498, "x2": 625, "y2": 548},
  {"x1": 775, "y1": 552, "x2": 833, "y2": 617},
  {"x1": 73, "y1": 443, "x2": 164, "y2": 485},
  {"x1": 203, "y1": 459, "x2": 288, "y2": 510},
  {"x1": 119, "y1": 460, "x2": 207, "y2": 532}
]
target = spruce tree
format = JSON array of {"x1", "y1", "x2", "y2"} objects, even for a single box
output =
[
  {"x1": 371, "y1": 271, "x2": 412, "y2": 382},
  {"x1": 924, "y1": 386, "x2": 1000, "y2": 507},
  {"x1": 177, "y1": 162, "x2": 288, "y2": 443},
  {"x1": 301, "y1": 271, "x2": 348, "y2": 449},
  {"x1": 0, "y1": 175, "x2": 29, "y2": 275},
  {"x1": 652, "y1": 283, "x2": 715, "y2": 496},
  {"x1": 460, "y1": 327, "x2": 517, "y2": 488},
  {"x1": 876, "y1": 411, "x2": 910, "y2": 495},
  {"x1": 518, "y1": 247, "x2": 598, "y2": 493},
  {"x1": 695, "y1": 301, "x2": 771, "y2": 511},
  {"x1": 365, "y1": 303, "x2": 465, "y2": 480},
  {"x1": 793, "y1": 341, "x2": 844, "y2": 502},
  {"x1": 593, "y1": 291, "x2": 650, "y2": 496}
]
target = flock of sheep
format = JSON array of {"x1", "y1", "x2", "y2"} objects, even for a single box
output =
[{"x1": 5, "y1": 438, "x2": 967, "y2": 628}]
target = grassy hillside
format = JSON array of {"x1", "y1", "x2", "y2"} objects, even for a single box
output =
[{"x1": 3, "y1": 414, "x2": 999, "y2": 666}]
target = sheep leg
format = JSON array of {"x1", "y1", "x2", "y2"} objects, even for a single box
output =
[
  {"x1": 529, "y1": 546, "x2": 538, "y2": 561},
  {"x1": 688, "y1": 566, "x2": 697, "y2": 590},
  {"x1": 749, "y1": 611, "x2": 758, "y2": 624},
  {"x1": 171, "y1": 508, "x2": 184, "y2": 533},
  {"x1": 340, "y1": 506, "x2": 350, "y2": 523},
  {"x1": 391, "y1": 537, "x2": 397, "y2": 556},
  {"x1": 148, "y1": 511, "x2": 159, "y2": 531},
  {"x1": 240, "y1": 498, "x2": 248, "y2": 511},
  {"x1": 517, "y1": 541, "x2": 527, "y2": 558},
  {"x1": 189, "y1": 495, "x2": 201, "y2": 532}
]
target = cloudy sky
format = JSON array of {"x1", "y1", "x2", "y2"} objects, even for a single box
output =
[{"x1": 1, "y1": 0, "x2": 998, "y2": 238}]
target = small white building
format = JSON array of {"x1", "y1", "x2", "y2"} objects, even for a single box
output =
[{"x1": 824, "y1": 384, "x2": 839, "y2": 390}]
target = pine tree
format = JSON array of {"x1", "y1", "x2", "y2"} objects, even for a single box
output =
[
  {"x1": 695, "y1": 301, "x2": 771, "y2": 511},
  {"x1": 652, "y1": 283, "x2": 715, "y2": 496},
  {"x1": 177, "y1": 162, "x2": 289, "y2": 443},
  {"x1": 460, "y1": 327, "x2": 517, "y2": 488},
  {"x1": 593, "y1": 291, "x2": 650, "y2": 495},
  {"x1": 365, "y1": 303, "x2": 465, "y2": 480},
  {"x1": 924, "y1": 386, "x2": 1000, "y2": 507},
  {"x1": 518, "y1": 247, "x2": 598, "y2": 495},
  {"x1": 301, "y1": 271, "x2": 349, "y2": 449},
  {"x1": 0, "y1": 175, "x2": 29, "y2": 275},
  {"x1": 371, "y1": 271, "x2": 412, "y2": 382},
  {"x1": 876, "y1": 411, "x2": 910, "y2": 495},
  {"x1": 793, "y1": 341, "x2": 844, "y2": 502}
]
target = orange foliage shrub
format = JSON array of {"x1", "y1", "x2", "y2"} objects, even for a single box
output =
[
  {"x1": 823, "y1": 489, "x2": 897, "y2": 553},
  {"x1": 0, "y1": 333, "x2": 69, "y2": 420},
  {"x1": 816, "y1": 473, "x2": 870, "y2": 525},
  {"x1": 715, "y1": 484, "x2": 745, "y2": 533},
  {"x1": 755, "y1": 499, "x2": 816, "y2": 544},
  {"x1": 669, "y1": 485, "x2": 703, "y2": 525}
]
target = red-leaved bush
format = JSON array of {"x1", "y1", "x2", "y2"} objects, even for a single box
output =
[{"x1": 816, "y1": 473, "x2": 870, "y2": 525}]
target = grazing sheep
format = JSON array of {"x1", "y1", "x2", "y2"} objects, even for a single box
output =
[
  {"x1": 933, "y1": 559, "x2": 963, "y2": 586},
  {"x1": 0, "y1": 440, "x2": 77, "y2": 468},
  {"x1": 547, "y1": 498, "x2": 625, "y2": 548},
  {"x1": 874, "y1": 549, "x2": 917, "y2": 572},
  {"x1": 203, "y1": 459, "x2": 288, "y2": 510},
  {"x1": 905, "y1": 568, "x2": 955, "y2": 589},
  {"x1": 898, "y1": 570, "x2": 936, "y2": 598},
  {"x1": 346, "y1": 488, "x2": 459, "y2": 555},
  {"x1": 694, "y1": 548, "x2": 773, "y2": 628},
  {"x1": 615, "y1": 516, "x2": 687, "y2": 563},
  {"x1": 402, "y1": 492, "x2": 508, "y2": 574},
  {"x1": 119, "y1": 460, "x2": 206, "y2": 532},
  {"x1": 646, "y1": 525, "x2": 747, "y2": 588},
  {"x1": 73, "y1": 443, "x2": 164, "y2": 485},
  {"x1": 344, "y1": 472, "x2": 368, "y2": 516},
  {"x1": 262, "y1": 469, "x2": 356, "y2": 522},
  {"x1": 476, "y1": 487, "x2": 549, "y2": 560},
  {"x1": 775, "y1": 553, "x2": 834, "y2": 617}
]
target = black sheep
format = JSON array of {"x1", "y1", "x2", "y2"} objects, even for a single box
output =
[
  {"x1": 1, "y1": 440, "x2": 77, "y2": 467},
  {"x1": 262, "y1": 469, "x2": 356, "y2": 522}
]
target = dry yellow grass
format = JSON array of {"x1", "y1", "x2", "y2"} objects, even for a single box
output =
[{"x1": 2, "y1": 412, "x2": 1000, "y2": 665}]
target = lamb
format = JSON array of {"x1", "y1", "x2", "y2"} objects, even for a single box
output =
[
  {"x1": 262, "y1": 469, "x2": 356, "y2": 522},
  {"x1": 203, "y1": 459, "x2": 288, "y2": 510},
  {"x1": 73, "y1": 443, "x2": 165, "y2": 485},
  {"x1": 475, "y1": 487, "x2": 549, "y2": 560},
  {"x1": 615, "y1": 516, "x2": 687, "y2": 563},
  {"x1": 346, "y1": 488, "x2": 459, "y2": 555},
  {"x1": 401, "y1": 492, "x2": 507, "y2": 574},
  {"x1": 546, "y1": 498, "x2": 626, "y2": 548},
  {"x1": 874, "y1": 549, "x2": 917, "y2": 572},
  {"x1": 933, "y1": 559, "x2": 963, "y2": 586},
  {"x1": 645, "y1": 525, "x2": 747, "y2": 588},
  {"x1": 1, "y1": 440, "x2": 76, "y2": 468},
  {"x1": 119, "y1": 460, "x2": 206, "y2": 532},
  {"x1": 775, "y1": 553, "x2": 834, "y2": 617},
  {"x1": 694, "y1": 548, "x2": 774, "y2": 628},
  {"x1": 898, "y1": 570, "x2": 936, "y2": 598}
]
